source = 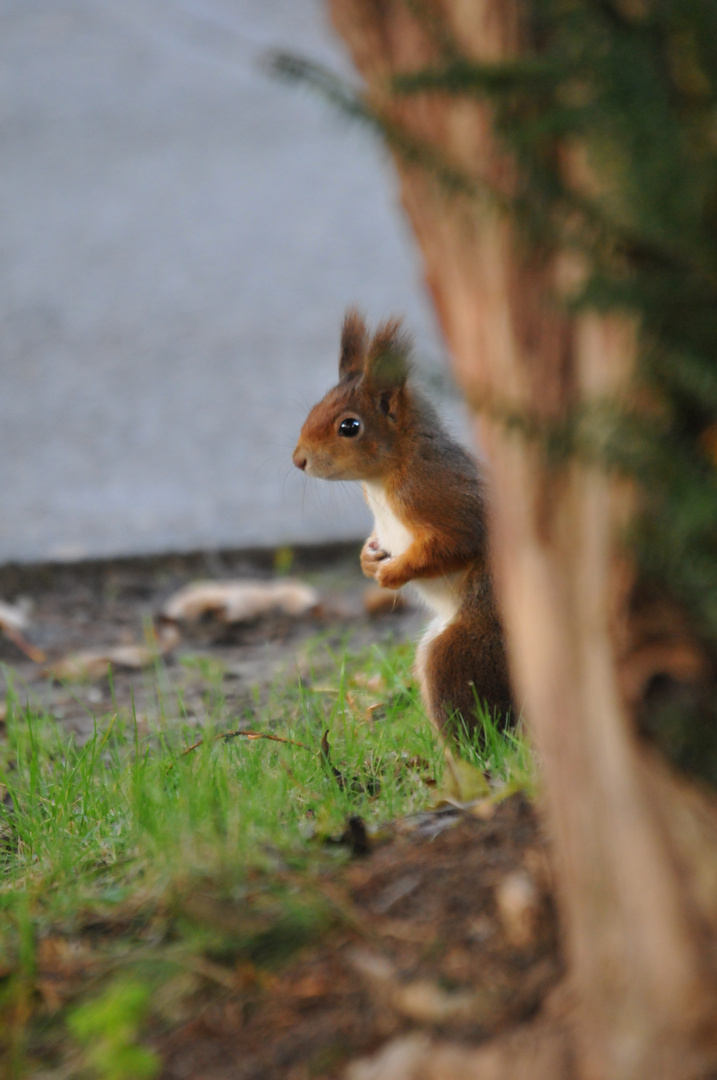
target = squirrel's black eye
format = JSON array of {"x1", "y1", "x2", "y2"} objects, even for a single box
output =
[{"x1": 338, "y1": 417, "x2": 362, "y2": 438}]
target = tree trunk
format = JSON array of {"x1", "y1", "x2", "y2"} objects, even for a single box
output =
[{"x1": 326, "y1": 3, "x2": 717, "y2": 1077}]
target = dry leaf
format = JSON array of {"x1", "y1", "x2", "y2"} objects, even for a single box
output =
[
  {"x1": 495, "y1": 870, "x2": 541, "y2": 949},
  {"x1": 395, "y1": 981, "x2": 484, "y2": 1025},
  {"x1": 469, "y1": 799, "x2": 496, "y2": 821},
  {"x1": 430, "y1": 752, "x2": 490, "y2": 806},
  {"x1": 0, "y1": 600, "x2": 28, "y2": 635},
  {"x1": 44, "y1": 624, "x2": 178, "y2": 683},
  {"x1": 35, "y1": 935, "x2": 95, "y2": 1012},
  {"x1": 0, "y1": 600, "x2": 45, "y2": 662},
  {"x1": 291, "y1": 972, "x2": 329, "y2": 999},
  {"x1": 346, "y1": 1034, "x2": 433, "y2": 1080},
  {"x1": 522, "y1": 847, "x2": 554, "y2": 894},
  {"x1": 353, "y1": 673, "x2": 386, "y2": 692},
  {"x1": 161, "y1": 579, "x2": 319, "y2": 624},
  {"x1": 345, "y1": 1019, "x2": 572, "y2": 1080},
  {"x1": 45, "y1": 646, "x2": 152, "y2": 682},
  {"x1": 349, "y1": 950, "x2": 500, "y2": 1026}
]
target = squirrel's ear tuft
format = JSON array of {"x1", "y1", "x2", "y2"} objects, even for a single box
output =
[
  {"x1": 364, "y1": 318, "x2": 411, "y2": 391},
  {"x1": 339, "y1": 308, "x2": 368, "y2": 381}
]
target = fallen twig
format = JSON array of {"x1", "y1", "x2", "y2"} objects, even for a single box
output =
[{"x1": 181, "y1": 729, "x2": 310, "y2": 756}]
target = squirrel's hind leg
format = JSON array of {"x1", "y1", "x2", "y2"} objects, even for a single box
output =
[{"x1": 415, "y1": 609, "x2": 514, "y2": 741}]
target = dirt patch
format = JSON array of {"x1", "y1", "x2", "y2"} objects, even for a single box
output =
[
  {"x1": 0, "y1": 543, "x2": 420, "y2": 738},
  {"x1": 155, "y1": 795, "x2": 560, "y2": 1080}
]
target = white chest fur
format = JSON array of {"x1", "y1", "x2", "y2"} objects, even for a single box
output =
[
  {"x1": 363, "y1": 481, "x2": 413, "y2": 559},
  {"x1": 362, "y1": 480, "x2": 461, "y2": 626}
]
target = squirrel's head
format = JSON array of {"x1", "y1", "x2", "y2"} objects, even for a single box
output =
[{"x1": 293, "y1": 309, "x2": 412, "y2": 481}]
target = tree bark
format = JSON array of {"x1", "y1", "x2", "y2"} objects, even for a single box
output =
[{"x1": 326, "y1": 3, "x2": 717, "y2": 1077}]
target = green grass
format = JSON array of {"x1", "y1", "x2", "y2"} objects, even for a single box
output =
[{"x1": 0, "y1": 636, "x2": 531, "y2": 1078}]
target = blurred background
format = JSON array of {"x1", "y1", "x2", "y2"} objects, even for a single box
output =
[{"x1": 0, "y1": 0, "x2": 450, "y2": 566}]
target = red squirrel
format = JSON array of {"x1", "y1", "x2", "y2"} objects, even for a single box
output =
[{"x1": 293, "y1": 309, "x2": 513, "y2": 737}]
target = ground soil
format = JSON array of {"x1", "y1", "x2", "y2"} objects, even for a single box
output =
[
  {"x1": 154, "y1": 795, "x2": 560, "y2": 1080},
  {"x1": 0, "y1": 547, "x2": 561, "y2": 1079}
]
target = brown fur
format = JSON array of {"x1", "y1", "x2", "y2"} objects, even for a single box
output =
[
  {"x1": 293, "y1": 311, "x2": 514, "y2": 738},
  {"x1": 417, "y1": 569, "x2": 513, "y2": 734}
]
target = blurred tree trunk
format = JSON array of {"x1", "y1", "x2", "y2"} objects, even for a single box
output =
[{"x1": 327, "y1": 3, "x2": 717, "y2": 1078}]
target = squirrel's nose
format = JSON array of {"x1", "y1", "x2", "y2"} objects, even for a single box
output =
[{"x1": 293, "y1": 449, "x2": 307, "y2": 471}]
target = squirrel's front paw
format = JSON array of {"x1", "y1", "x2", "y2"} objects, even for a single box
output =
[
  {"x1": 375, "y1": 558, "x2": 407, "y2": 591},
  {"x1": 361, "y1": 537, "x2": 389, "y2": 579}
]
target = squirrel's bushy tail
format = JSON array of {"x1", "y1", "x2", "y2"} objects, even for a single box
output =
[{"x1": 415, "y1": 570, "x2": 514, "y2": 739}]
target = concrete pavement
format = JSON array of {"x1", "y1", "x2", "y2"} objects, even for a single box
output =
[{"x1": 0, "y1": 0, "x2": 463, "y2": 564}]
